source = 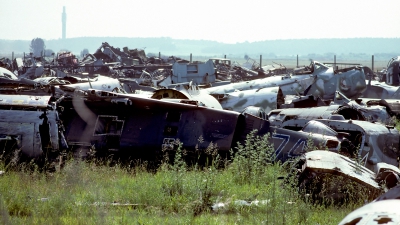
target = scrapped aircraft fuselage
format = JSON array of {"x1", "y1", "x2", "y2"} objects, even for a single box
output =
[
  {"x1": 58, "y1": 89, "x2": 334, "y2": 161},
  {"x1": 60, "y1": 91, "x2": 269, "y2": 158}
]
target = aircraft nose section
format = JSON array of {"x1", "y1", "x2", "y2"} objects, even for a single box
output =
[
  {"x1": 355, "y1": 78, "x2": 367, "y2": 93},
  {"x1": 340, "y1": 78, "x2": 349, "y2": 91}
]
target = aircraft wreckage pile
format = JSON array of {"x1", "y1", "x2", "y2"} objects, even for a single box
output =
[{"x1": 1, "y1": 44, "x2": 400, "y2": 204}]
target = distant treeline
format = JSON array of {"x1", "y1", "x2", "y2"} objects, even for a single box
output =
[{"x1": 0, "y1": 37, "x2": 398, "y2": 59}]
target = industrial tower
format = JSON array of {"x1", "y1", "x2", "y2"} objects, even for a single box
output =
[{"x1": 62, "y1": 6, "x2": 66, "y2": 39}]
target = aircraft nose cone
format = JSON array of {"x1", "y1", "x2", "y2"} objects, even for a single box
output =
[{"x1": 340, "y1": 79, "x2": 349, "y2": 91}]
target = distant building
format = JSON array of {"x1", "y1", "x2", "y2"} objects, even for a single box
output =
[{"x1": 62, "y1": 6, "x2": 66, "y2": 39}]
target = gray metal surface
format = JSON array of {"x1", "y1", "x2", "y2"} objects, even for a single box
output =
[
  {"x1": 302, "y1": 150, "x2": 379, "y2": 189},
  {"x1": 339, "y1": 200, "x2": 400, "y2": 225},
  {"x1": 0, "y1": 94, "x2": 51, "y2": 108}
]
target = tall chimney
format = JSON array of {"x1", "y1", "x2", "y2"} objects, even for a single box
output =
[{"x1": 62, "y1": 6, "x2": 66, "y2": 39}]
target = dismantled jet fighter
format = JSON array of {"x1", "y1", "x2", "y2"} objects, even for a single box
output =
[
  {"x1": 57, "y1": 89, "x2": 270, "y2": 159},
  {"x1": 54, "y1": 89, "x2": 341, "y2": 161},
  {"x1": 297, "y1": 61, "x2": 367, "y2": 99},
  {"x1": 153, "y1": 83, "x2": 283, "y2": 113},
  {"x1": 280, "y1": 91, "x2": 393, "y2": 124},
  {"x1": 215, "y1": 87, "x2": 283, "y2": 114},
  {"x1": 268, "y1": 111, "x2": 400, "y2": 172},
  {"x1": 204, "y1": 72, "x2": 313, "y2": 96},
  {"x1": 270, "y1": 120, "x2": 343, "y2": 162},
  {"x1": 204, "y1": 61, "x2": 367, "y2": 102},
  {"x1": 362, "y1": 56, "x2": 400, "y2": 99},
  {"x1": 0, "y1": 89, "x2": 341, "y2": 164}
]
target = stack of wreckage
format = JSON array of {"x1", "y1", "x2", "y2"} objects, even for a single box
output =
[{"x1": 1, "y1": 43, "x2": 400, "y2": 206}]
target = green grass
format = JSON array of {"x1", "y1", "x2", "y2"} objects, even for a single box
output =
[{"x1": 0, "y1": 133, "x2": 366, "y2": 224}]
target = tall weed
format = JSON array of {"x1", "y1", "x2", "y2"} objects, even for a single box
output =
[{"x1": 229, "y1": 130, "x2": 275, "y2": 185}]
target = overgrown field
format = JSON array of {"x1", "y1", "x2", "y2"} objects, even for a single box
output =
[{"x1": 0, "y1": 133, "x2": 368, "y2": 224}]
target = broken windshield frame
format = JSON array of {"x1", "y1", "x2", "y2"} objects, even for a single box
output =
[{"x1": 301, "y1": 120, "x2": 337, "y2": 136}]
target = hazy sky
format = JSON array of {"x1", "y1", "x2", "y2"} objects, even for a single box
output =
[{"x1": 1, "y1": 0, "x2": 399, "y2": 43}]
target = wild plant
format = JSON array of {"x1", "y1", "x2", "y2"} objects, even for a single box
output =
[
  {"x1": 190, "y1": 137, "x2": 221, "y2": 216},
  {"x1": 354, "y1": 146, "x2": 362, "y2": 174},
  {"x1": 304, "y1": 133, "x2": 317, "y2": 152},
  {"x1": 160, "y1": 139, "x2": 186, "y2": 197},
  {"x1": 229, "y1": 130, "x2": 275, "y2": 186}
]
